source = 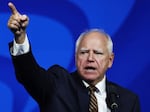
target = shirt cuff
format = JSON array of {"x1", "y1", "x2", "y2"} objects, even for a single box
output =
[{"x1": 10, "y1": 34, "x2": 30, "y2": 56}]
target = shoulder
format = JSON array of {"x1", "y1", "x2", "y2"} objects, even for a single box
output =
[
  {"x1": 107, "y1": 81, "x2": 140, "y2": 111},
  {"x1": 47, "y1": 64, "x2": 70, "y2": 78},
  {"x1": 47, "y1": 64, "x2": 68, "y2": 73},
  {"x1": 107, "y1": 81, "x2": 138, "y2": 99}
]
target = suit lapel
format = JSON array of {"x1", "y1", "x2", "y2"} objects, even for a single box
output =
[
  {"x1": 106, "y1": 80, "x2": 120, "y2": 112},
  {"x1": 77, "y1": 82, "x2": 89, "y2": 112},
  {"x1": 71, "y1": 71, "x2": 89, "y2": 112}
]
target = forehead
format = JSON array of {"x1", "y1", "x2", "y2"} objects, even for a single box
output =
[{"x1": 79, "y1": 32, "x2": 108, "y2": 46}]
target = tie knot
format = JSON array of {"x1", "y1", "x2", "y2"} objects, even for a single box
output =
[{"x1": 88, "y1": 85, "x2": 97, "y2": 92}]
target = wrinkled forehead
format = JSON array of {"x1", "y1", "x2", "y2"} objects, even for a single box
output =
[
  {"x1": 77, "y1": 32, "x2": 108, "y2": 52},
  {"x1": 80, "y1": 32, "x2": 108, "y2": 46}
]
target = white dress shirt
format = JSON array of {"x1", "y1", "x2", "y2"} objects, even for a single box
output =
[{"x1": 83, "y1": 76, "x2": 111, "y2": 112}]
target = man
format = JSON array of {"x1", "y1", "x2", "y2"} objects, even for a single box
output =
[{"x1": 7, "y1": 2, "x2": 140, "y2": 112}]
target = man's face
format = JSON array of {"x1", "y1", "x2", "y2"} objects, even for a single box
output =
[{"x1": 76, "y1": 32, "x2": 114, "y2": 85}]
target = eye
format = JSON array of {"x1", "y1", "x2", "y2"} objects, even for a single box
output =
[
  {"x1": 94, "y1": 50, "x2": 104, "y2": 55},
  {"x1": 79, "y1": 50, "x2": 88, "y2": 54},
  {"x1": 80, "y1": 51, "x2": 87, "y2": 54}
]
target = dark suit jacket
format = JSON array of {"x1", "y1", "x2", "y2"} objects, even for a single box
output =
[{"x1": 10, "y1": 49, "x2": 140, "y2": 112}]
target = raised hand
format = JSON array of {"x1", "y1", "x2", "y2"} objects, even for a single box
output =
[{"x1": 7, "y1": 2, "x2": 29, "y2": 43}]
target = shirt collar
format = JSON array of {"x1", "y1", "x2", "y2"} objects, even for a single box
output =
[{"x1": 82, "y1": 75, "x2": 106, "y2": 94}]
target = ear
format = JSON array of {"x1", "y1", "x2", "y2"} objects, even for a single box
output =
[
  {"x1": 75, "y1": 52, "x2": 78, "y2": 65},
  {"x1": 108, "y1": 53, "x2": 114, "y2": 68}
]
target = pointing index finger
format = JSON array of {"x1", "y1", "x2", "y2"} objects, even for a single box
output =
[{"x1": 8, "y1": 2, "x2": 19, "y2": 15}]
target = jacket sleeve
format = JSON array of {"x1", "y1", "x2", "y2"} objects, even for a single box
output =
[
  {"x1": 9, "y1": 42, "x2": 55, "y2": 104},
  {"x1": 133, "y1": 95, "x2": 141, "y2": 112}
]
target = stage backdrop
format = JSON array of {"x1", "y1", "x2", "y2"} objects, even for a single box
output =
[{"x1": 0, "y1": 0, "x2": 150, "y2": 112}]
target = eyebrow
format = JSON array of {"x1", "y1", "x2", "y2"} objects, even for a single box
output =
[
  {"x1": 79, "y1": 48, "x2": 103, "y2": 52},
  {"x1": 80, "y1": 48, "x2": 88, "y2": 51}
]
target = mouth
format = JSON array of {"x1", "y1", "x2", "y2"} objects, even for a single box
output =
[{"x1": 84, "y1": 66, "x2": 96, "y2": 72}]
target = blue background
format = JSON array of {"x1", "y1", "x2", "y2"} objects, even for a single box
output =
[{"x1": 0, "y1": 0, "x2": 150, "y2": 112}]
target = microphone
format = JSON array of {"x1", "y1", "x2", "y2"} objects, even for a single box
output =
[
  {"x1": 110, "y1": 92, "x2": 119, "y2": 110},
  {"x1": 106, "y1": 84, "x2": 119, "y2": 112}
]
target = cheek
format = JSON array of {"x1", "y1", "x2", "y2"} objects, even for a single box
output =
[
  {"x1": 97, "y1": 58, "x2": 108, "y2": 68},
  {"x1": 76, "y1": 57, "x2": 85, "y2": 68},
  {"x1": 77, "y1": 58, "x2": 83, "y2": 67}
]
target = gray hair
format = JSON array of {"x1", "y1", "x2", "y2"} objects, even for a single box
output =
[{"x1": 75, "y1": 28, "x2": 113, "y2": 53}]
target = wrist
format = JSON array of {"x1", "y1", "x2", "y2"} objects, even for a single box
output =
[{"x1": 15, "y1": 31, "x2": 26, "y2": 44}]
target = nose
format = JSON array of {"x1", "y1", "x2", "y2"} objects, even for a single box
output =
[{"x1": 87, "y1": 52, "x2": 94, "y2": 62}]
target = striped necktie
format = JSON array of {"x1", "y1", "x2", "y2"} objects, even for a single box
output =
[{"x1": 88, "y1": 85, "x2": 98, "y2": 112}]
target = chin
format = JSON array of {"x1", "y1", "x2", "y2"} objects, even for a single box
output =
[
  {"x1": 83, "y1": 75, "x2": 97, "y2": 82},
  {"x1": 79, "y1": 71, "x2": 98, "y2": 81}
]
